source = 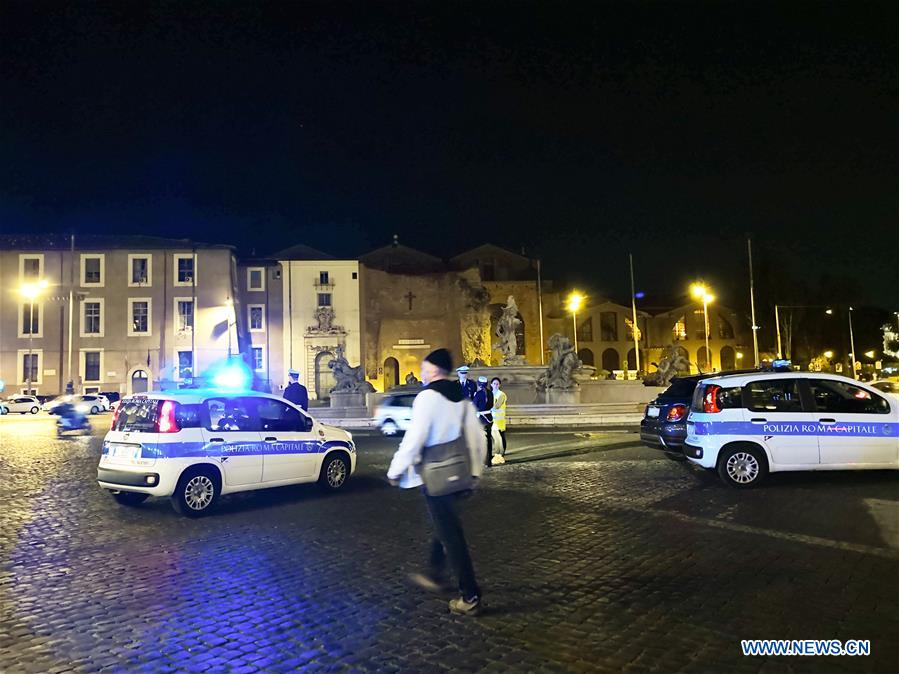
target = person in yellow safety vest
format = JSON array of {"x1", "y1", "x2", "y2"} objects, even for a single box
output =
[{"x1": 490, "y1": 377, "x2": 508, "y2": 459}]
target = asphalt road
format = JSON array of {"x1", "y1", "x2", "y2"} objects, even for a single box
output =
[{"x1": 0, "y1": 414, "x2": 896, "y2": 673}]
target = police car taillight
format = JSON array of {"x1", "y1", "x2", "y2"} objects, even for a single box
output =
[
  {"x1": 702, "y1": 385, "x2": 722, "y2": 413},
  {"x1": 667, "y1": 404, "x2": 687, "y2": 422},
  {"x1": 157, "y1": 400, "x2": 180, "y2": 433},
  {"x1": 111, "y1": 404, "x2": 121, "y2": 430}
]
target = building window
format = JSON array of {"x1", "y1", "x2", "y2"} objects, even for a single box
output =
[
  {"x1": 481, "y1": 262, "x2": 495, "y2": 281},
  {"x1": 577, "y1": 317, "x2": 594, "y2": 342},
  {"x1": 19, "y1": 303, "x2": 41, "y2": 337},
  {"x1": 319, "y1": 271, "x2": 329, "y2": 285},
  {"x1": 318, "y1": 293, "x2": 332, "y2": 307},
  {"x1": 177, "y1": 351, "x2": 193, "y2": 379},
  {"x1": 20, "y1": 255, "x2": 43, "y2": 280},
  {"x1": 718, "y1": 314, "x2": 734, "y2": 339},
  {"x1": 174, "y1": 254, "x2": 195, "y2": 286},
  {"x1": 129, "y1": 254, "x2": 152, "y2": 287},
  {"x1": 176, "y1": 299, "x2": 194, "y2": 332},
  {"x1": 352, "y1": 271, "x2": 358, "y2": 280},
  {"x1": 80, "y1": 254, "x2": 104, "y2": 287},
  {"x1": 252, "y1": 347, "x2": 264, "y2": 371},
  {"x1": 248, "y1": 305, "x2": 265, "y2": 332},
  {"x1": 129, "y1": 299, "x2": 151, "y2": 336},
  {"x1": 22, "y1": 352, "x2": 40, "y2": 383},
  {"x1": 600, "y1": 312, "x2": 618, "y2": 342},
  {"x1": 247, "y1": 267, "x2": 265, "y2": 291},
  {"x1": 693, "y1": 309, "x2": 708, "y2": 340},
  {"x1": 81, "y1": 299, "x2": 104, "y2": 337},
  {"x1": 672, "y1": 316, "x2": 687, "y2": 341},
  {"x1": 84, "y1": 351, "x2": 101, "y2": 382}
]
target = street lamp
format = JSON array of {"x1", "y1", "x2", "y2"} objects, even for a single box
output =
[
  {"x1": 690, "y1": 283, "x2": 715, "y2": 372},
  {"x1": 824, "y1": 350, "x2": 834, "y2": 359},
  {"x1": 19, "y1": 280, "x2": 48, "y2": 393},
  {"x1": 566, "y1": 292, "x2": 585, "y2": 354},
  {"x1": 864, "y1": 350, "x2": 876, "y2": 359},
  {"x1": 848, "y1": 307, "x2": 857, "y2": 379}
]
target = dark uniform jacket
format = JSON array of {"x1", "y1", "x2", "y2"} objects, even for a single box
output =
[
  {"x1": 284, "y1": 382, "x2": 309, "y2": 411},
  {"x1": 459, "y1": 378, "x2": 477, "y2": 401},
  {"x1": 473, "y1": 388, "x2": 494, "y2": 425}
]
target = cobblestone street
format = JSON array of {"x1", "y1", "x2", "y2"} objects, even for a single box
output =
[{"x1": 1, "y1": 415, "x2": 897, "y2": 673}]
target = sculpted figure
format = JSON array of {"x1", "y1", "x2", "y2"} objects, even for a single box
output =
[{"x1": 537, "y1": 333, "x2": 581, "y2": 390}]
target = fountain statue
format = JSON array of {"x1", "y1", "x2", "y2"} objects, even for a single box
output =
[
  {"x1": 643, "y1": 345, "x2": 691, "y2": 387},
  {"x1": 328, "y1": 346, "x2": 375, "y2": 395},
  {"x1": 537, "y1": 333, "x2": 581, "y2": 391},
  {"x1": 495, "y1": 295, "x2": 526, "y2": 366}
]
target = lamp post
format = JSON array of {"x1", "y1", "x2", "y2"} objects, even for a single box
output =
[
  {"x1": 848, "y1": 306, "x2": 857, "y2": 379},
  {"x1": 566, "y1": 292, "x2": 585, "y2": 354},
  {"x1": 690, "y1": 283, "x2": 715, "y2": 372},
  {"x1": 20, "y1": 280, "x2": 48, "y2": 394}
]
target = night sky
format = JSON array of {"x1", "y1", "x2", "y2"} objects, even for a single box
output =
[{"x1": 2, "y1": 1, "x2": 897, "y2": 308}]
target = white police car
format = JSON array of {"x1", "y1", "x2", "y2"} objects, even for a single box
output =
[
  {"x1": 98, "y1": 390, "x2": 356, "y2": 516},
  {"x1": 684, "y1": 372, "x2": 899, "y2": 488}
]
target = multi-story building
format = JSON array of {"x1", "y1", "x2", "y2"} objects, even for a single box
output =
[
  {"x1": 236, "y1": 257, "x2": 284, "y2": 394},
  {"x1": 274, "y1": 245, "x2": 362, "y2": 401},
  {"x1": 0, "y1": 235, "x2": 246, "y2": 396}
]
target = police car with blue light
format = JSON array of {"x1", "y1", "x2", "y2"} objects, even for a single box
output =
[
  {"x1": 684, "y1": 371, "x2": 899, "y2": 488},
  {"x1": 98, "y1": 388, "x2": 356, "y2": 517}
]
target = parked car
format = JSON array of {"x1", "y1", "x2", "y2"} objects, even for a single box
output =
[
  {"x1": 871, "y1": 380, "x2": 899, "y2": 395},
  {"x1": 374, "y1": 392, "x2": 417, "y2": 435},
  {"x1": 101, "y1": 391, "x2": 121, "y2": 404},
  {"x1": 44, "y1": 394, "x2": 109, "y2": 415},
  {"x1": 640, "y1": 376, "x2": 702, "y2": 459},
  {"x1": 3, "y1": 395, "x2": 42, "y2": 414},
  {"x1": 684, "y1": 372, "x2": 899, "y2": 488},
  {"x1": 99, "y1": 390, "x2": 356, "y2": 516}
]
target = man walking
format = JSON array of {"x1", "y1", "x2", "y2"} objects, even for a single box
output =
[
  {"x1": 387, "y1": 348, "x2": 487, "y2": 616},
  {"x1": 473, "y1": 376, "x2": 494, "y2": 467},
  {"x1": 283, "y1": 369, "x2": 309, "y2": 411},
  {"x1": 456, "y1": 365, "x2": 477, "y2": 400}
]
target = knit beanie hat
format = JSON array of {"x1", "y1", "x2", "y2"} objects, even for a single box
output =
[{"x1": 424, "y1": 348, "x2": 453, "y2": 373}]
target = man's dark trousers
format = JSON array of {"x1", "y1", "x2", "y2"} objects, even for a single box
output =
[{"x1": 426, "y1": 493, "x2": 480, "y2": 601}]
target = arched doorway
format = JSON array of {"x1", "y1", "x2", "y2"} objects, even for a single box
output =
[
  {"x1": 720, "y1": 345, "x2": 736, "y2": 371},
  {"x1": 315, "y1": 351, "x2": 337, "y2": 400},
  {"x1": 384, "y1": 357, "x2": 399, "y2": 389},
  {"x1": 577, "y1": 348, "x2": 594, "y2": 366},
  {"x1": 602, "y1": 348, "x2": 619, "y2": 372},
  {"x1": 626, "y1": 348, "x2": 637, "y2": 370},
  {"x1": 697, "y1": 346, "x2": 712, "y2": 372},
  {"x1": 130, "y1": 369, "x2": 149, "y2": 394}
]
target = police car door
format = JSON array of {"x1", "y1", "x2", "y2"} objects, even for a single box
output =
[
  {"x1": 743, "y1": 378, "x2": 820, "y2": 466},
  {"x1": 254, "y1": 398, "x2": 317, "y2": 481},
  {"x1": 804, "y1": 379, "x2": 898, "y2": 466},
  {"x1": 201, "y1": 397, "x2": 263, "y2": 486}
]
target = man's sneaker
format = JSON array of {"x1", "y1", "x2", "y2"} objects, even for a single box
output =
[
  {"x1": 449, "y1": 595, "x2": 481, "y2": 616},
  {"x1": 408, "y1": 572, "x2": 455, "y2": 594}
]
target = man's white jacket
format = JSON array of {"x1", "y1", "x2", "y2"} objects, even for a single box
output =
[{"x1": 387, "y1": 379, "x2": 487, "y2": 489}]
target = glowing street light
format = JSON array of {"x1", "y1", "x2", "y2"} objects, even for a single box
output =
[
  {"x1": 19, "y1": 279, "x2": 49, "y2": 393},
  {"x1": 690, "y1": 283, "x2": 715, "y2": 372},
  {"x1": 864, "y1": 350, "x2": 876, "y2": 359},
  {"x1": 824, "y1": 350, "x2": 834, "y2": 359},
  {"x1": 566, "y1": 292, "x2": 585, "y2": 353}
]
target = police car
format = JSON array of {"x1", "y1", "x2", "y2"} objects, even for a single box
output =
[
  {"x1": 684, "y1": 372, "x2": 899, "y2": 488},
  {"x1": 98, "y1": 390, "x2": 356, "y2": 517}
]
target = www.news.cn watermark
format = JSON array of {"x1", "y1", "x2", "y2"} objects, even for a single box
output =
[{"x1": 742, "y1": 640, "x2": 871, "y2": 657}]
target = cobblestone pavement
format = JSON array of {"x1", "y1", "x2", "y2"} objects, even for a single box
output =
[{"x1": 0, "y1": 415, "x2": 897, "y2": 673}]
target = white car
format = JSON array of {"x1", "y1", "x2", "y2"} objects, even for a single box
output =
[
  {"x1": 3, "y1": 395, "x2": 42, "y2": 414},
  {"x1": 98, "y1": 389, "x2": 356, "y2": 517},
  {"x1": 44, "y1": 394, "x2": 109, "y2": 415},
  {"x1": 374, "y1": 392, "x2": 417, "y2": 435},
  {"x1": 685, "y1": 372, "x2": 899, "y2": 488}
]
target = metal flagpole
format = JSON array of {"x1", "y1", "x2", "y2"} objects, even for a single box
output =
[
  {"x1": 848, "y1": 307, "x2": 857, "y2": 379},
  {"x1": 747, "y1": 237, "x2": 760, "y2": 366},
  {"x1": 536, "y1": 258, "x2": 545, "y2": 365},
  {"x1": 66, "y1": 233, "x2": 75, "y2": 394},
  {"x1": 629, "y1": 253, "x2": 641, "y2": 375}
]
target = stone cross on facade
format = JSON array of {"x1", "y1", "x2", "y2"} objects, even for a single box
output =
[{"x1": 404, "y1": 291, "x2": 416, "y2": 311}]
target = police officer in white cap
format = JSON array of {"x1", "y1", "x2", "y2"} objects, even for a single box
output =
[
  {"x1": 284, "y1": 369, "x2": 309, "y2": 411},
  {"x1": 456, "y1": 365, "x2": 477, "y2": 400}
]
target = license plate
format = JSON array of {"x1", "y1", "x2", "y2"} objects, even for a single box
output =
[
  {"x1": 107, "y1": 443, "x2": 141, "y2": 464},
  {"x1": 647, "y1": 407, "x2": 660, "y2": 418}
]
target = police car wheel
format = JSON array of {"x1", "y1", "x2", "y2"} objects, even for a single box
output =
[
  {"x1": 381, "y1": 420, "x2": 399, "y2": 436},
  {"x1": 112, "y1": 491, "x2": 150, "y2": 506},
  {"x1": 717, "y1": 445, "x2": 767, "y2": 488},
  {"x1": 319, "y1": 454, "x2": 349, "y2": 490},
  {"x1": 172, "y1": 468, "x2": 220, "y2": 517}
]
